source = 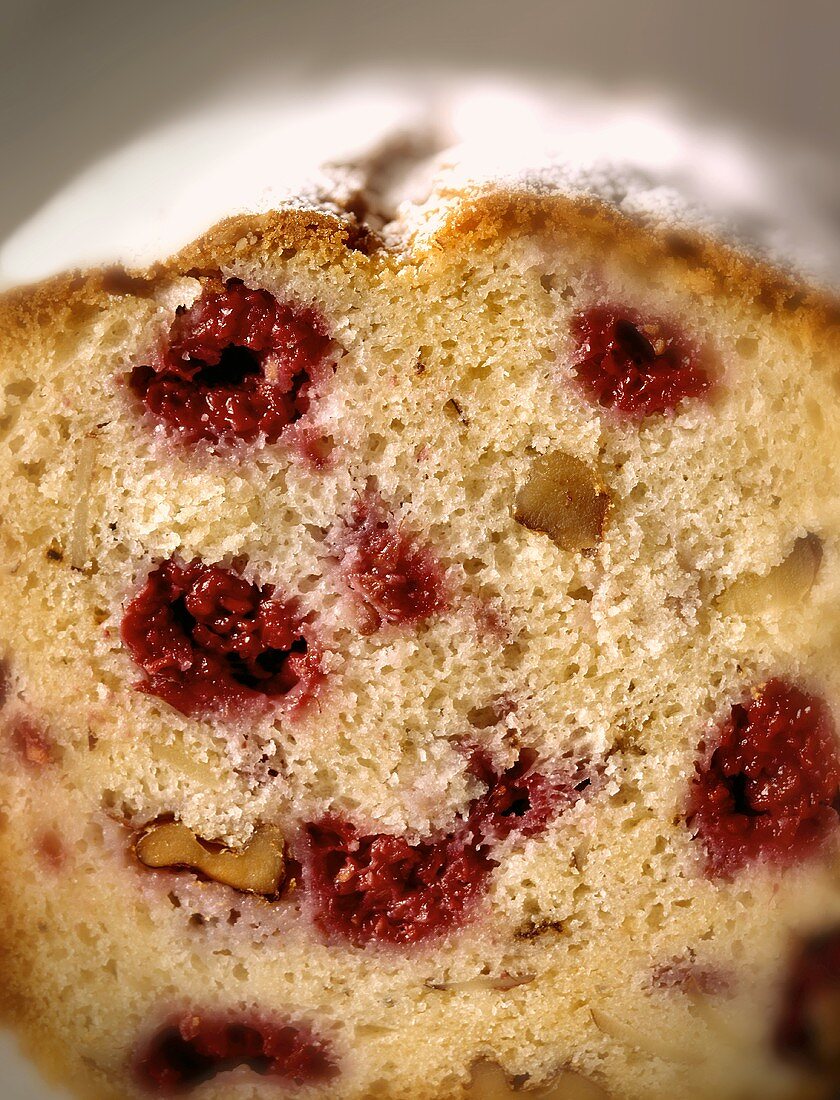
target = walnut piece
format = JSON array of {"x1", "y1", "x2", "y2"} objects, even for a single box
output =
[
  {"x1": 716, "y1": 534, "x2": 823, "y2": 618},
  {"x1": 135, "y1": 822, "x2": 285, "y2": 896},
  {"x1": 515, "y1": 452, "x2": 609, "y2": 552},
  {"x1": 466, "y1": 1060, "x2": 609, "y2": 1099}
]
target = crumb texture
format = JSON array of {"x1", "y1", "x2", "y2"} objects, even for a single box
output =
[{"x1": 0, "y1": 190, "x2": 839, "y2": 1100}]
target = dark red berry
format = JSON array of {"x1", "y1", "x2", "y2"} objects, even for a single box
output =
[
  {"x1": 134, "y1": 1011, "x2": 336, "y2": 1094},
  {"x1": 342, "y1": 500, "x2": 450, "y2": 629},
  {"x1": 304, "y1": 817, "x2": 491, "y2": 947},
  {"x1": 775, "y1": 928, "x2": 840, "y2": 1074},
  {"x1": 302, "y1": 752, "x2": 588, "y2": 946},
  {"x1": 129, "y1": 279, "x2": 332, "y2": 446},
  {"x1": 121, "y1": 558, "x2": 321, "y2": 718},
  {"x1": 571, "y1": 307, "x2": 712, "y2": 417},
  {"x1": 688, "y1": 679, "x2": 840, "y2": 878}
]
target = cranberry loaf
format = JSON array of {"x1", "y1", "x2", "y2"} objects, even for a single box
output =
[{"x1": 0, "y1": 183, "x2": 839, "y2": 1100}]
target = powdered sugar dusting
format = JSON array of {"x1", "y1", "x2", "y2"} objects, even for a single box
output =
[{"x1": 1, "y1": 76, "x2": 838, "y2": 286}]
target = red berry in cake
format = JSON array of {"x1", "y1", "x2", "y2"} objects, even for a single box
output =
[
  {"x1": 466, "y1": 747, "x2": 590, "y2": 843},
  {"x1": 571, "y1": 307, "x2": 712, "y2": 416},
  {"x1": 688, "y1": 679, "x2": 840, "y2": 878},
  {"x1": 129, "y1": 279, "x2": 332, "y2": 446},
  {"x1": 775, "y1": 929, "x2": 840, "y2": 1071},
  {"x1": 303, "y1": 752, "x2": 589, "y2": 946},
  {"x1": 341, "y1": 500, "x2": 450, "y2": 629},
  {"x1": 121, "y1": 558, "x2": 321, "y2": 718},
  {"x1": 134, "y1": 1011, "x2": 337, "y2": 1094},
  {"x1": 304, "y1": 817, "x2": 491, "y2": 946},
  {"x1": 11, "y1": 717, "x2": 55, "y2": 769}
]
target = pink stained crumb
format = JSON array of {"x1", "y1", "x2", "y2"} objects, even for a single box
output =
[
  {"x1": 341, "y1": 498, "x2": 451, "y2": 630},
  {"x1": 36, "y1": 829, "x2": 66, "y2": 872},
  {"x1": 469, "y1": 598, "x2": 510, "y2": 642},
  {"x1": 10, "y1": 717, "x2": 55, "y2": 769},
  {"x1": 650, "y1": 955, "x2": 731, "y2": 997},
  {"x1": 286, "y1": 423, "x2": 337, "y2": 470}
]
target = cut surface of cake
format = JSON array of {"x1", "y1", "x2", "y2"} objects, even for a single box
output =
[{"x1": 0, "y1": 159, "x2": 839, "y2": 1100}]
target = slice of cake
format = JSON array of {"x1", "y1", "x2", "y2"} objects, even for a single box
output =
[{"x1": 0, "y1": 156, "x2": 839, "y2": 1100}]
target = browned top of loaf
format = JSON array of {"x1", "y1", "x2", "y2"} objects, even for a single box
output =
[{"x1": 1, "y1": 189, "x2": 838, "y2": 348}]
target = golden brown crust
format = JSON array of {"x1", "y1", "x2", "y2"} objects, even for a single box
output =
[
  {"x1": 2, "y1": 190, "x2": 838, "y2": 351},
  {"x1": 0, "y1": 205, "x2": 381, "y2": 345},
  {"x1": 427, "y1": 188, "x2": 840, "y2": 342}
]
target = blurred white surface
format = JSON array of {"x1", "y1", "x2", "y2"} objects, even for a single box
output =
[
  {"x1": 1, "y1": 74, "x2": 838, "y2": 289},
  {"x1": 2, "y1": 0, "x2": 839, "y2": 248},
  {"x1": 0, "y1": 1031, "x2": 71, "y2": 1100}
]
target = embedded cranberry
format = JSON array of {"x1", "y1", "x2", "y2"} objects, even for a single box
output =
[
  {"x1": 121, "y1": 558, "x2": 321, "y2": 718},
  {"x1": 775, "y1": 929, "x2": 840, "y2": 1073},
  {"x1": 304, "y1": 818, "x2": 490, "y2": 947},
  {"x1": 571, "y1": 307, "x2": 712, "y2": 416},
  {"x1": 134, "y1": 1011, "x2": 336, "y2": 1094},
  {"x1": 303, "y1": 752, "x2": 588, "y2": 946},
  {"x1": 129, "y1": 279, "x2": 332, "y2": 446},
  {"x1": 342, "y1": 501, "x2": 450, "y2": 628},
  {"x1": 688, "y1": 680, "x2": 840, "y2": 878},
  {"x1": 11, "y1": 718, "x2": 54, "y2": 769},
  {"x1": 466, "y1": 748, "x2": 590, "y2": 842}
]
